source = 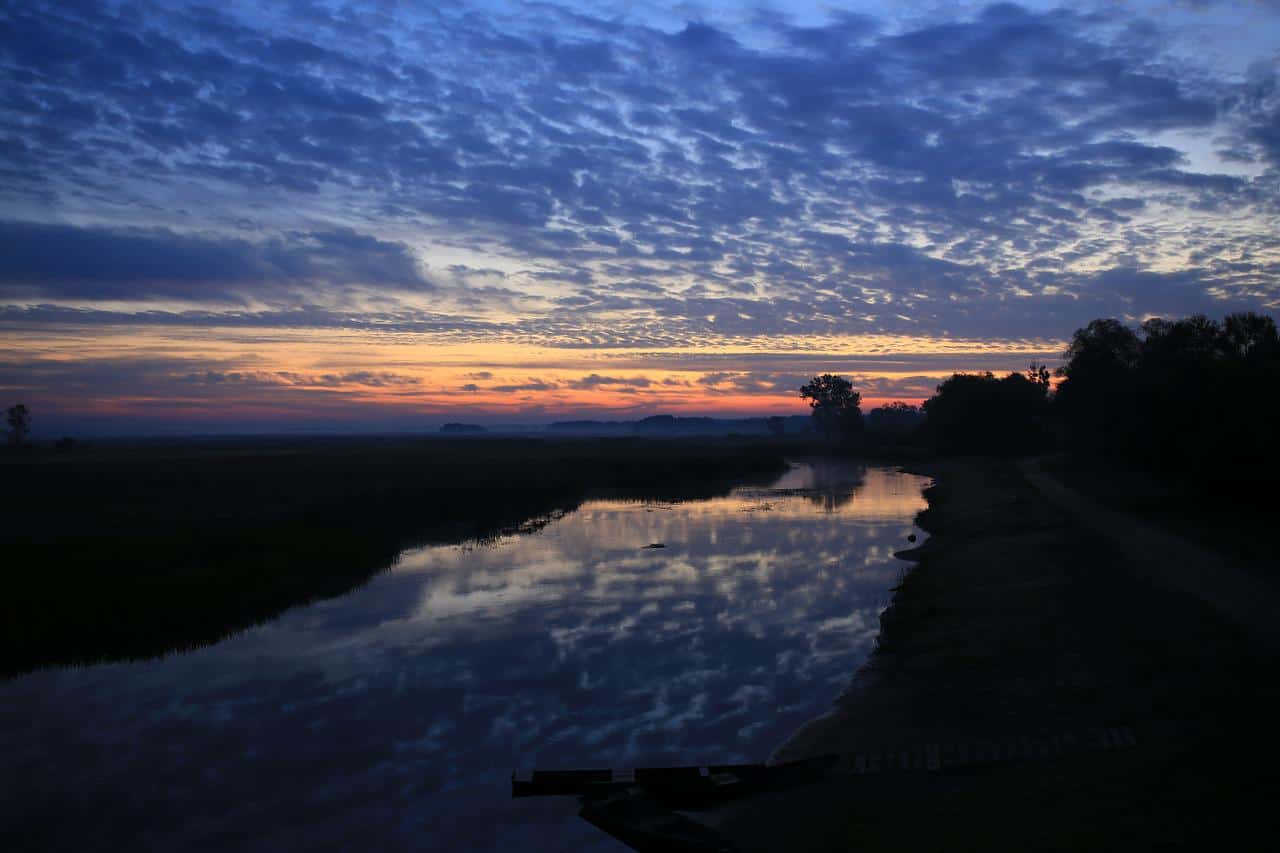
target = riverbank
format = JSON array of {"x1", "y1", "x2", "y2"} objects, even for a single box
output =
[
  {"x1": 710, "y1": 457, "x2": 1280, "y2": 850},
  {"x1": 1, "y1": 436, "x2": 789, "y2": 679}
]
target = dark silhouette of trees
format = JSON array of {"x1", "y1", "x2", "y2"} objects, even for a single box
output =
[
  {"x1": 1053, "y1": 319, "x2": 1144, "y2": 453},
  {"x1": 920, "y1": 368, "x2": 1051, "y2": 455},
  {"x1": 439, "y1": 422, "x2": 486, "y2": 434},
  {"x1": 6, "y1": 404, "x2": 30, "y2": 446},
  {"x1": 1222, "y1": 312, "x2": 1280, "y2": 361},
  {"x1": 799, "y1": 374, "x2": 863, "y2": 442},
  {"x1": 1027, "y1": 361, "x2": 1051, "y2": 389},
  {"x1": 1061, "y1": 319, "x2": 1142, "y2": 377},
  {"x1": 866, "y1": 311, "x2": 1276, "y2": 470},
  {"x1": 865, "y1": 402, "x2": 923, "y2": 437},
  {"x1": 1055, "y1": 311, "x2": 1279, "y2": 481},
  {"x1": 766, "y1": 416, "x2": 786, "y2": 437}
]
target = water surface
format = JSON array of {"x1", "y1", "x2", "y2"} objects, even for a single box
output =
[{"x1": 0, "y1": 461, "x2": 928, "y2": 851}]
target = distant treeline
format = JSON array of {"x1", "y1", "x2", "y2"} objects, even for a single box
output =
[
  {"x1": 549, "y1": 413, "x2": 814, "y2": 437},
  {"x1": 857, "y1": 311, "x2": 1279, "y2": 482},
  {"x1": 439, "y1": 422, "x2": 487, "y2": 434}
]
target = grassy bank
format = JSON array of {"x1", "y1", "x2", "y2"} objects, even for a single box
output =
[
  {"x1": 716, "y1": 458, "x2": 1280, "y2": 851},
  {"x1": 1, "y1": 436, "x2": 788, "y2": 679}
]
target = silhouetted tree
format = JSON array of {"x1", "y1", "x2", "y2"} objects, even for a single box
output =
[
  {"x1": 1054, "y1": 311, "x2": 1280, "y2": 483},
  {"x1": 1027, "y1": 361, "x2": 1051, "y2": 390},
  {"x1": 799, "y1": 375, "x2": 863, "y2": 442},
  {"x1": 1140, "y1": 314, "x2": 1222, "y2": 369},
  {"x1": 6, "y1": 404, "x2": 30, "y2": 446},
  {"x1": 865, "y1": 402, "x2": 923, "y2": 437},
  {"x1": 1133, "y1": 315, "x2": 1226, "y2": 469},
  {"x1": 1060, "y1": 318, "x2": 1142, "y2": 378},
  {"x1": 921, "y1": 371, "x2": 1050, "y2": 455},
  {"x1": 1221, "y1": 312, "x2": 1278, "y2": 361},
  {"x1": 1054, "y1": 318, "x2": 1144, "y2": 453}
]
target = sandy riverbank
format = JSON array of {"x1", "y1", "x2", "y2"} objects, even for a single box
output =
[{"x1": 708, "y1": 457, "x2": 1280, "y2": 851}]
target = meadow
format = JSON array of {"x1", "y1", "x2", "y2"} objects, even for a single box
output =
[{"x1": 1, "y1": 436, "x2": 789, "y2": 678}]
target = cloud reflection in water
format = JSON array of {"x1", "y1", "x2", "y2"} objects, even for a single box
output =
[{"x1": 0, "y1": 461, "x2": 928, "y2": 852}]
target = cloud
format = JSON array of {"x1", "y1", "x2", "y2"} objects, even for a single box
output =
[
  {"x1": 180, "y1": 370, "x2": 422, "y2": 388},
  {"x1": 487, "y1": 379, "x2": 560, "y2": 393},
  {"x1": 565, "y1": 374, "x2": 653, "y2": 389},
  {"x1": 0, "y1": 355, "x2": 425, "y2": 400},
  {"x1": 0, "y1": 221, "x2": 430, "y2": 301},
  {"x1": 0, "y1": 0, "x2": 1275, "y2": 354}
]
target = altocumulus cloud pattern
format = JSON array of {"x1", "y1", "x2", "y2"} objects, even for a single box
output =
[{"x1": 0, "y1": 1, "x2": 1278, "y2": 429}]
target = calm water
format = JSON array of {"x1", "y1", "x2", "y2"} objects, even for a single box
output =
[{"x1": 0, "y1": 461, "x2": 928, "y2": 852}]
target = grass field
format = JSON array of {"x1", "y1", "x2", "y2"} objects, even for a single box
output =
[{"x1": 1, "y1": 436, "x2": 790, "y2": 678}]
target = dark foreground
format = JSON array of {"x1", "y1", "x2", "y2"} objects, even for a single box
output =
[
  {"x1": 1, "y1": 436, "x2": 788, "y2": 678},
  {"x1": 698, "y1": 457, "x2": 1280, "y2": 851},
  {"x1": 1, "y1": 458, "x2": 925, "y2": 852}
]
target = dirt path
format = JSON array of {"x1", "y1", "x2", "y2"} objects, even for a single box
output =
[{"x1": 1020, "y1": 459, "x2": 1280, "y2": 651}]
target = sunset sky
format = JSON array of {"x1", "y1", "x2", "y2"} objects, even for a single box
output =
[{"x1": 2, "y1": 1, "x2": 1278, "y2": 434}]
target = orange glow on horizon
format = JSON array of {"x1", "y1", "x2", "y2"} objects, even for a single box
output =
[{"x1": 4, "y1": 321, "x2": 1063, "y2": 426}]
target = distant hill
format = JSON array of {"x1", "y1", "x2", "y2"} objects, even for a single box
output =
[
  {"x1": 548, "y1": 414, "x2": 812, "y2": 437},
  {"x1": 439, "y1": 423, "x2": 487, "y2": 434}
]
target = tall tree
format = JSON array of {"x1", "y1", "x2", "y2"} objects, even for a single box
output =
[
  {"x1": 1221, "y1": 312, "x2": 1279, "y2": 361},
  {"x1": 1059, "y1": 318, "x2": 1141, "y2": 381},
  {"x1": 920, "y1": 372, "x2": 1050, "y2": 455},
  {"x1": 6, "y1": 404, "x2": 30, "y2": 446},
  {"x1": 1055, "y1": 318, "x2": 1143, "y2": 453},
  {"x1": 865, "y1": 401, "x2": 922, "y2": 436},
  {"x1": 1054, "y1": 311, "x2": 1280, "y2": 482},
  {"x1": 799, "y1": 375, "x2": 863, "y2": 442}
]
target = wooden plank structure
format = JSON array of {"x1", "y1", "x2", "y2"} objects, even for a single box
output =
[
  {"x1": 513, "y1": 755, "x2": 838, "y2": 807},
  {"x1": 513, "y1": 725, "x2": 1141, "y2": 851},
  {"x1": 513, "y1": 756, "x2": 838, "y2": 852}
]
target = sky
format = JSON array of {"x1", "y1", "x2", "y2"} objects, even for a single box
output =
[{"x1": 1, "y1": 0, "x2": 1278, "y2": 434}]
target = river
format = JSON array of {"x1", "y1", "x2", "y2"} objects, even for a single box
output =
[{"x1": 0, "y1": 460, "x2": 929, "y2": 852}]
